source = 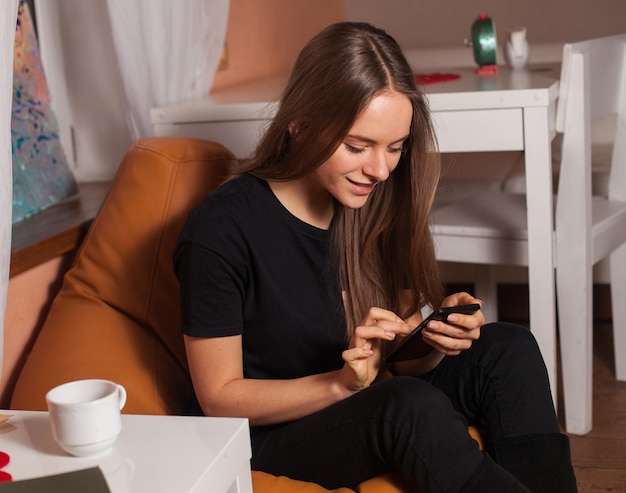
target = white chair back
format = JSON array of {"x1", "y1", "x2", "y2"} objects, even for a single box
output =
[
  {"x1": 555, "y1": 34, "x2": 626, "y2": 434},
  {"x1": 430, "y1": 33, "x2": 626, "y2": 435}
]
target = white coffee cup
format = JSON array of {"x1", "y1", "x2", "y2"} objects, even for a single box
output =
[{"x1": 46, "y1": 379, "x2": 127, "y2": 457}]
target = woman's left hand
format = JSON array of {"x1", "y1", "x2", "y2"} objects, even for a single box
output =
[
  {"x1": 339, "y1": 307, "x2": 410, "y2": 393},
  {"x1": 421, "y1": 292, "x2": 484, "y2": 356}
]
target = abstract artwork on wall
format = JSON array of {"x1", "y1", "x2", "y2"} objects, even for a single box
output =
[{"x1": 11, "y1": 0, "x2": 77, "y2": 223}]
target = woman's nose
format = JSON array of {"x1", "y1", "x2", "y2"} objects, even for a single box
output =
[{"x1": 363, "y1": 150, "x2": 392, "y2": 181}]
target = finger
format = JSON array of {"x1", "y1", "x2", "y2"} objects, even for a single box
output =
[
  {"x1": 442, "y1": 292, "x2": 484, "y2": 309},
  {"x1": 423, "y1": 333, "x2": 473, "y2": 356},
  {"x1": 354, "y1": 323, "x2": 400, "y2": 341},
  {"x1": 428, "y1": 308, "x2": 484, "y2": 332},
  {"x1": 362, "y1": 307, "x2": 405, "y2": 326},
  {"x1": 353, "y1": 319, "x2": 410, "y2": 346},
  {"x1": 424, "y1": 324, "x2": 481, "y2": 343},
  {"x1": 342, "y1": 347, "x2": 375, "y2": 363},
  {"x1": 423, "y1": 319, "x2": 482, "y2": 351}
]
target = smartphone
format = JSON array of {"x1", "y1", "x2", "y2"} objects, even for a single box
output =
[{"x1": 384, "y1": 303, "x2": 481, "y2": 363}]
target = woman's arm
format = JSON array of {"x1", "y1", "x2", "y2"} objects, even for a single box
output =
[
  {"x1": 185, "y1": 334, "x2": 351, "y2": 426},
  {"x1": 185, "y1": 307, "x2": 409, "y2": 426}
]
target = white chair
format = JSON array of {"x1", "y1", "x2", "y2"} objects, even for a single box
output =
[{"x1": 430, "y1": 33, "x2": 626, "y2": 435}]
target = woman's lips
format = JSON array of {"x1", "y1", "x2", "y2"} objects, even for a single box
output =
[{"x1": 349, "y1": 179, "x2": 376, "y2": 196}]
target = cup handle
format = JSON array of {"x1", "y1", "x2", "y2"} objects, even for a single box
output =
[{"x1": 117, "y1": 384, "x2": 127, "y2": 411}]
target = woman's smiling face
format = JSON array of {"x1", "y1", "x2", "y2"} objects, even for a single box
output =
[{"x1": 312, "y1": 89, "x2": 412, "y2": 209}]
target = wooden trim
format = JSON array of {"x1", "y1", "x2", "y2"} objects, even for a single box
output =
[{"x1": 9, "y1": 182, "x2": 110, "y2": 277}]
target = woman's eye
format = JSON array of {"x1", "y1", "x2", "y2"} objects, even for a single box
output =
[
  {"x1": 345, "y1": 143, "x2": 365, "y2": 154},
  {"x1": 389, "y1": 146, "x2": 404, "y2": 154}
]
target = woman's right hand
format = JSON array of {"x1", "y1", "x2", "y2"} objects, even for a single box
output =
[{"x1": 337, "y1": 307, "x2": 410, "y2": 395}]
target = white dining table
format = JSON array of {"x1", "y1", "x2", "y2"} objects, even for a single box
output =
[
  {"x1": 151, "y1": 65, "x2": 561, "y2": 402},
  {"x1": 421, "y1": 66, "x2": 561, "y2": 404}
]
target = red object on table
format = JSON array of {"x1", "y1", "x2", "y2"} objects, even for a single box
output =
[
  {"x1": 415, "y1": 72, "x2": 461, "y2": 85},
  {"x1": 475, "y1": 64, "x2": 498, "y2": 75},
  {"x1": 0, "y1": 451, "x2": 11, "y2": 482}
]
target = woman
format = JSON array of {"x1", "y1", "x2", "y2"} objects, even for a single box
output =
[{"x1": 174, "y1": 22, "x2": 577, "y2": 492}]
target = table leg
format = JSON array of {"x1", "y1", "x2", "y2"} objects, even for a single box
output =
[
  {"x1": 234, "y1": 463, "x2": 254, "y2": 493},
  {"x1": 523, "y1": 106, "x2": 558, "y2": 408}
]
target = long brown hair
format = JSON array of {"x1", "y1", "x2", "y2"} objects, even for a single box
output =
[{"x1": 237, "y1": 22, "x2": 444, "y2": 337}]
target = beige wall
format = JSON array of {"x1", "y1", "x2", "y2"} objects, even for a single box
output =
[
  {"x1": 212, "y1": 0, "x2": 345, "y2": 91},
  {"x1": 214, "y1": 0, "x2": 625, "y2": 90},
  {"x1": 345, "y1": 0, "x2": 626, "y2": 49},
  {"x1": 1, "y1": 255, "x2": 71, "y2": 407}
]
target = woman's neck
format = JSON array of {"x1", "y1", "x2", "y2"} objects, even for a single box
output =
[{"x1": 268, "y1": 177, "x2": 334, "y2": 230}]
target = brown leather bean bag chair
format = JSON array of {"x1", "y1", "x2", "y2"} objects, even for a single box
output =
[{"x1": 10, "y1": 137, "x2": 481, "y2": 492}]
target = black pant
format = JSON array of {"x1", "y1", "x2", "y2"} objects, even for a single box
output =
[{"x1": 251, "y1": 323, "x2": 560, "y2": 492}]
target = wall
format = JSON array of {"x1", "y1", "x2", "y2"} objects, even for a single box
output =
[
  {"x1": 213, "y1": 0, "x2": 625, "y2": 89},
  {"x1": 345, "y1": 0, "x2": 626, "y2": 50},
  {"x1": 212, "y1": 0, "x2": 345, "y2": 91},
  {"x1": 1, "y1": 255, "x2": 71, "y2": 407}
]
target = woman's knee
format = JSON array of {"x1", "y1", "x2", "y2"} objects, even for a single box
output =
[
  {"x1": 481, "y1": 322, "x2": 534, "y2": 343},
  {"x1": 461, "y1": 323, "x2": 551, "y2": 394},
  {"x1": 479, "y1": 322, "x2": 542, "y2": 359}
]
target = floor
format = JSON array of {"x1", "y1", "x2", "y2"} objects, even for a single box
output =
[{"x1": 563, "y1": 322, "x2": 626, "y2": 492}]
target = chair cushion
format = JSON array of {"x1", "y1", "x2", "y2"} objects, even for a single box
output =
[
  {"x1": 10, "y1": 136, "x2": 484, "y2": 492},
  {"x1": 251, "y1": 471, "x2": 355, "y2": 492},
  {"x1": 11, "y1": 137, "x2": 236, "y2": 414},
  {"x1": 251, "y1": 470, "x2": 407, "y2": 492}
]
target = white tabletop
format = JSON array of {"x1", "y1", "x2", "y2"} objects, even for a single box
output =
[
  {"x1": 0, "y1": 410, "x2": 252, "y2": 493},
  {"x1": 150, "y1": 66, "x2": 559, "y2": 123},
  {"x1": 422, "y1": 66, "x2": 559, "y2": 110}
]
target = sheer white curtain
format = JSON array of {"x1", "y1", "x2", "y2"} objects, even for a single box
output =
[
  {"x1": 0, "y1": 0, "x2": 19, "y2": 381},
  {"x1": 106, "y1": 0, "x2": 230, "y2": 140}
]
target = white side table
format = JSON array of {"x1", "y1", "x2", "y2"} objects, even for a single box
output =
[{"x1": 0, "y1": 410, "x2": 252, "y2": 493}]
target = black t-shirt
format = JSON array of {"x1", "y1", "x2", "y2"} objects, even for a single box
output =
[{"x1": 174, "y1": 174, "x2": 347, "y2": 380}]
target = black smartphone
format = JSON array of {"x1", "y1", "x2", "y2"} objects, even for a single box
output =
[{"x1": 384, "y1": 303, "x2": 481, "y2": 363}]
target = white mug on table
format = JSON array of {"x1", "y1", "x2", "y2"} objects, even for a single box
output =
[{"x1": 46, "y1": 379, "x2": 127, "y2": 457}]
